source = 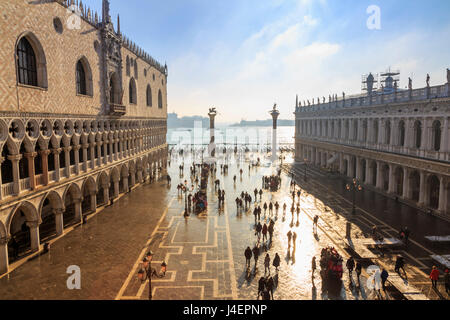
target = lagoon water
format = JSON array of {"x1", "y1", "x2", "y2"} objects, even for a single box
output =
[{"x1": 167, "y1": 126, "x2": 295, "y2": 147}]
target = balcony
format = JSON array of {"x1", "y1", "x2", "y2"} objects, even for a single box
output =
[{"x1": 109, "y1": 103, "x2": 126, "y2": 116}]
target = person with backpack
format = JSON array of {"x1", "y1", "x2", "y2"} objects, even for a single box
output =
[{"x1": 395, "y1": 255, "x2": 406, "y2": 277}]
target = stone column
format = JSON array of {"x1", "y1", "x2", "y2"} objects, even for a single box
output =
[
  {"x1": 8, "y1": 154, "x2": 21, "y2": 195},
  {"x1": 420, "y1": 118, "x2": 428, "y2": 151},
  {"x1": 103, "y1": 184, "x2": 110, "y2": 203},
  {"x1": 405, "y1": 119, "x2": 413, "y2": 149},
  {"x1": 269, "y1": 106, "x2": 280, "y2": 162},
  {"x1": 441, "y1": 118, "x2": 449, "y2": 153},
  {"x1": 39, "y1": 149, "x2": 50, "y2": 186},
  {"x1": 53, "y1": 208, "x2": 64, "y2": 236},
  {"x1": 23, "y1": 152, "x2": 36, "y2": 190},
  {"x1": 73, "y1": 145, "x2": 81, "y2": 175},
  {"x1": 365, "y1": 160, "x2": 371, "y2": 184},
  {"x1": 137, "y1": 169, "x2": 143, "y2": 184},
  {"x1": 96, "y1": 142, "x2": 102, "y2": 167},
  {"x1": 113, "y1": 180, "x2": 119, "y2": 198},
  {"x1": 438, "y1": 176, "x2": 446, "y2": 212},
  {"x1": 355, "y1": 157, "x2": 362, "y2": 181},
  {"x1": 26, "y1": 220, "x2": 40, "y2": 252},
  {"x1": 89, "y1": 143, "x2": 96, "y2": 169},
  {"x1": 390, "y1": 120, "x2": 397, "y2": 148},
  {"x1": 51, "y1": 148, "x2": 61, "y2": 182},
  {"x1": 402, "y1": 168, "x2": 409, "y2": 199},
  {"x1": 130, "y1": 170, "x2": 136, "y2": 187},
  {"x1": 109, "y1": 139, "x2": 114, "y2": 162},
  {"x1": 376, "y1": 161, "x2": 383, "y2": 189},
  {"x1": 103, "y1": 140, "x2": 108, "y2": 164},
  {"x1": 418, "y1": 171, "x2": 426, "y2": 206},
  {"x1": 82, "y1": 144, "x2": 89, "y2": 172},
  {"x1": 0, "y1": 236, "x2": 9, "y2": 275},
  {"x1": 90, "y1": 192, "x2": 97, "y2": 213},
  {"x1": 339, "y1": 153, "x2": 345, "y2": 174},
  {"x1": 122, "y1": 176, "x2": 129, "y2": 192},
  {"x1": 63, "y1": 146, "x2": 71, "y2": 177},
  {"x1": 73, "y1": 197, "x2": 83, "y2": 224},
  {"x1": 388, "y1": 164, "x2": 395, "y2": 194}
]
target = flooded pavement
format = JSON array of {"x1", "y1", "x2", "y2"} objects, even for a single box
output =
[{"x1": 0, "y1": 150, "x2": 446, "y2": 300}]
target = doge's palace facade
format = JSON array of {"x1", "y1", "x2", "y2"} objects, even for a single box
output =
[
  {"x1": 0, "y1": 0, "x2": 168, "y2": 274},
  {"x1": 295, "y1": 70, "x2": 450, "y2": 221}
]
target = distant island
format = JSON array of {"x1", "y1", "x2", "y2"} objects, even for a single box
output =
[
  {"x1": 230, "y1": 119, "x2": 295, "y2": 127},
  {"x1": 167, "y1": 113, "x2": 209, "y2": 128},
  {"x1": 168, "y1": 113, "x2": 295, "y2": 128}
]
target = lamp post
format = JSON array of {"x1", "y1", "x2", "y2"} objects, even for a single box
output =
[
  {"x1": 346, "y1": 178, "x2": 362, "y2": 215},
  {"x1": 137, "y1": 251, "x2": 168, "y2": 300}
]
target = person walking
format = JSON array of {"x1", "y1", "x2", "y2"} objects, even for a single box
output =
[
  {"x1": 283, "y1": 203, "x2": 287, "y2": 214},
  {"x1": 262, "y1": 223, "x2": 268, "y2": 243},
  {"x1": 257, "y1": 277, "x2": 265, "y2": 299},
  {"x1": 403, "y1": 227, "x2": 411, "y2": 246},
  {"x1": 264, "y1": 254, "x2": 271, "y2": 275},
  {"x1": 346, "y1": 257, "x2": 355, "y2": 278},
  {"x1": 269, "y1": 202, "x2": 273, "y2": 215},
  {"x1": 253, "y1": 207, "x2": 258, "y2": 224},
  {"x1": 395, "y1": 255, "x2": 406, "y2": 277},
  {"x1": 257, "y1": 206, "x2": 261, "y2": 221},
  {"x1": 311, "y1": 256, "x2": 317, "y2": 280},
  {"x1": 287, "y1": 230, "x2": 292, "y2": 249},
  {"x1": 313, "y1": 215, "x2": 319, "y2": 234},
  {"x1": 273, "y1": 253, "x2": 280, "y2": 272},
  {"x1": 430, "y1": 266, "x2": 440, "y2": 288},
  {"x1": 268, "y1": 222, "x2": 274, "y2": 243},
  {"x1": 296, "y1": 205, "x2": 300, "y2": 221},
  {"x1": 266, "y1": 276, "x2": 274, "y2": 300},
  {"x1": 256, "y1": 222, "x2": 262, "y2": 242},
  {"x1": 253, "y1": 245, "x2": 260, "y2": 269},
  {"x1": 263, "y1": 202, "x2": 268, "y2": 215},
  {"x1": 233, "y1": 175, "x2": 237, "y2": 184},
  {"x1": 292, "y1": 232, "x2": 297, "y2": 250},
  {"x1": 355, "y1": 261, "x2": 362, "y2": 286},
  {"x1": 259, "y1": 189, "x2": 263, "y2": 201},
  {"x1": 444, "y1": 269, "x2": 449, "y2": 294},
  {"x1": 275, "y1": 201, "x2": 279, "y2": 214},
  {"x1": 245, "y1": 247, "x2": 253, "y2": 269},
  {"x1": 381, "y1": 268, "x2": 389, "y2": 292}
]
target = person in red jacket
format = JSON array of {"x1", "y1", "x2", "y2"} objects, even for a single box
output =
[{"x1": 430, "y1": 266, "x2": 440, "y2": 288}]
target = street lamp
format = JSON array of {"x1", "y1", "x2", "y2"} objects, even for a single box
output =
[
  {"x1": 346, "y1": 178, "x2": 362, "y2": 215},
  {"x1": 137, "y1": 251, "x2": 168, "y2": 300}
]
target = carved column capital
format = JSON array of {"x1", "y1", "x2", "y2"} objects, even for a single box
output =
[
  {"x1": 38, "y1": 149, "x2": 51, "y2": 157},
  {"x1": 0, "y1": 236, "x2": 11, "y2": 245},
  {"x1": 26, "y1": 220, "x2": 40, "y2": 229},
  {"x1": 7, "y1": 154, "x2": 22, "y2": 161},
  {"x1": 51, "y1": 148, "x2": 62, "y2": 155}
]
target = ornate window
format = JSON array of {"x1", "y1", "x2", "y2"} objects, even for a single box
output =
[
  {"x1": 158, "y1": 89, "x2": 163, "y2": 109},
  {"x1": 129, "y1": 78, "x2": 137, "y2": 104},
  {"x1": 126, "y1": 56, "x2": 130, "y2": 76},
  {"x1": 17, "y1": 37, "x2": 38, "y2": 86},
  {"x1": 146, "y1": 85, "x2": 152, "y2": 107},
  {"x1": 432, "y1": 120, "x2": 441, "y2": 151},
  {"x1": 414, "y1": 120, "x2": 422, "y2": 149},
  {"x1": 76, "y1": 61, "x2": 86, "y2": 95}
]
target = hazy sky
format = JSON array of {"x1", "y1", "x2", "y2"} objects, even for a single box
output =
[{"x1": 82, "y1": 0, "x2": 450, "y2": 122}]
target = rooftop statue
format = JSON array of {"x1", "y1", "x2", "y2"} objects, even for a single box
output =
[
  {"x1": 447, "y1": 68, "x2": 450, "y2": 83},
  {"x1": 408, "y1": 77, "x2": 412, "y2": 90},
  {"x1": 426, "y1": 73, "x2": 430, "y2": 87},
  {"x1": 209, "y1": 107, "x2": 217, "y2": 114}
]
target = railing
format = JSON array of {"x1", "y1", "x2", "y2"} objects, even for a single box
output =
[
  {"x1": 35, "y1": 174, "x2": 45, "y2": 186},
  {"x1": 20, "y1": 178, "x2": 30, "y2": 191},
  {"x1": 48, "y1": 170, "x2": 57, "y2": 182},
  {"x1": 297, "y1": 83, "x2": 449, "y2": 112},
  {"x1": 109, "y1": 103, "x2": 126, "y2": 116},
  {"x1": 1, "y1": 182, "x2": 14, "y2": 197},
  {"x1": 60, "y1": 168, "x2": 66, "y2": 178},
  {"x1": 70, "y1": 165, "x2": 77, "y2": 175}
]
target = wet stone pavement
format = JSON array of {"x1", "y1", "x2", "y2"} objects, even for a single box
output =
[{"x1": 0, "y1": 150, "x2": 445, "y2": 300}]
